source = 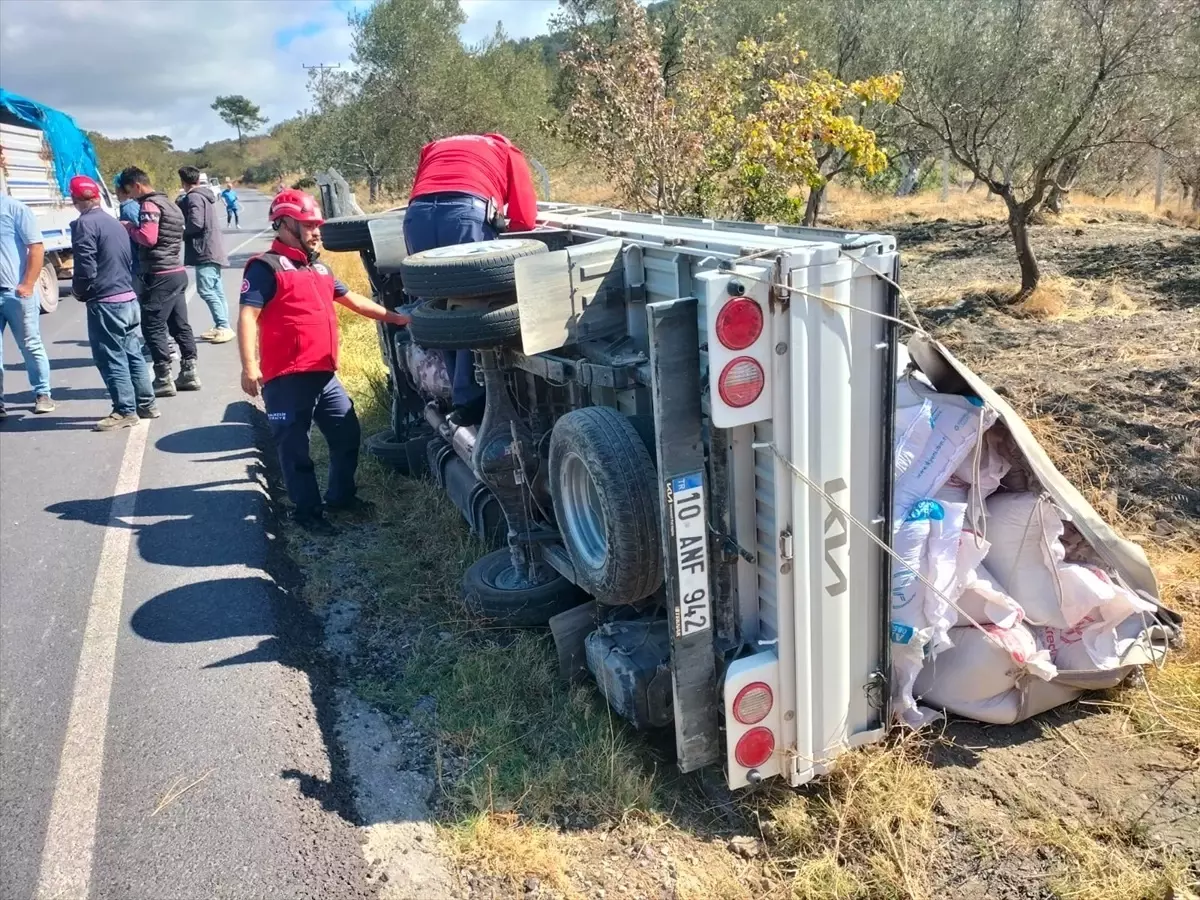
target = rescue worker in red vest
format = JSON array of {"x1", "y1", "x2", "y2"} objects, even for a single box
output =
[
  {"x1": 238, "y1": 190, "x2": 409, "y2": 535},
  {"x1": 403, "y1": 133, "x2": 538, "y2": 426}
]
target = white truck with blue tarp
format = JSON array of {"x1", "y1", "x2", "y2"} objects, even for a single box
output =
[{"x1": 0, "y1": 89, "x2": 117, "y2": 312}]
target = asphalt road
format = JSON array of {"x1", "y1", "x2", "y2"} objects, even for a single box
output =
[{"x1": 0, "y1": 191, "x2": 373, "y2": 900}]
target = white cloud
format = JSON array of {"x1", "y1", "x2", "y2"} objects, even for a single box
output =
[
  {"x1": 459, "y1": 0, "x2": 559, "y2": 46},
  {"x1": 0, "y1": 0, "x2": 560, "y2": 148},
  {"x1": 0, "y1": 0, "x2": 355, "y2": 148}
]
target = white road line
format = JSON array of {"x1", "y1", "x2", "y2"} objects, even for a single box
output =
[
  {"x1": 35, "y1": 423, "x2": 150, "y2": 900},
  {"x1": 227, "y1": 226, "x2": 272, "y2": 258}
]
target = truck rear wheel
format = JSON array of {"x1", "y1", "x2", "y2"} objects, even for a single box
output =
[
  {"x1": 37, "y1": 264, "x2": 59, "y2": 313},
  {"x1": 461, "y1": 549, "x2": 585, "y2": 627},
  {"x1": 549, "y1": 408, "x2": 664, "y2": 605},
  {"x1": 400, "y1": 239, "x2": 547, "y2": 299}
]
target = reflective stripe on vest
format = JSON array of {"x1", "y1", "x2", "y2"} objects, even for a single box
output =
[{"x1": 252, "y1": 241, "x2": 339, "y2": 383}]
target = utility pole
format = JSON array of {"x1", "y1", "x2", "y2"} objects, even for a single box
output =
[
  {"x1": 941, "y1": 147, "x2": 950, "y2": 203},
  {"x1": 302, "y1": 63, "x2": 341, "y2": 94}
]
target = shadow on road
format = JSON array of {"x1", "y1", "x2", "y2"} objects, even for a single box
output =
[
  {"x1": 44, "y1": 399, "x2": 362, "y2": 825},
  {"x1": 5, "y1": 386, "x2": 110, "y2": 404},
  {"x1": 0, "y1": 413, "x2": 105, "y2": 432},
  {"x1": 4, "y1": 357, "x2": 94, "y2": 372}
]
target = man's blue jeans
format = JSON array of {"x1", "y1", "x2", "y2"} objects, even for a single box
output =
[
  {"x1": 195, "y1": 262, "x2": 229, "y2": 330},
  {"x1": 87, "y1": 300, "x2": 155, "y2": 415},
  {"x1": 0, "y1": 286, "x2": 52, "y2": 402},
  {"x1": 402, "y1": 194, "x2": 496, "y2": 409}
]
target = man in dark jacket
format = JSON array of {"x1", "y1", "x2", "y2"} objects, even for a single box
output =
[
  {"x1": 178, "y1": 166, "x2": 233, "y2": 344},
  {"x1": 117, "y1": 165, "x2": 200, "y2": 395},
  {"x1": 69, "y1": 176, "x2": 159, "y2": 431}
]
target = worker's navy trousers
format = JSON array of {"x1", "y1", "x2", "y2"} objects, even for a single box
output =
[
  {"x1": 402, "y1": 194, "x2": 496, "y2": 409},
  {"x1": 262, "y1": 370, "x2": 360, "y2": 516}
]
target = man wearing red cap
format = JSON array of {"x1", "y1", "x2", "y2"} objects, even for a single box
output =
[
  {"x1": 238, "y1": 189, "x2": 409, "y2": 535},
  {"x1": 403, "y1": 132, "x2": 538, "y2": 426},
  {"x1": 69, "y1": 175, "x2": 158, "y2": 430}
]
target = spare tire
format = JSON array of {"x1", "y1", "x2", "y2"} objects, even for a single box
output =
[
  {"x1": 408, "y1": 298, "x2": 521, "y2": 350},
  {"x1": 320, "y1": 214, "x2": 399, "y2": 253},
  {"x1": 400, "y1": 239, "x2": 547, "y2": 299},
  {"x1": 549, "y1": 408, "x2": 664, "y2": 605},
  {"x1": 461, "y1": 549, "x2": 585, "y2": 627}
]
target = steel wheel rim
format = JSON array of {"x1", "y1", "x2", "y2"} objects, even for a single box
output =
[
  {"x1": 560, "y1": 452, "x2": 607, "y2": 570},
  {"x1": 37, "y1": 266, "x2": 57, "y2": 309},
  {"x1": 489, "y1": 557, "x2": 557, "y2": 591}
]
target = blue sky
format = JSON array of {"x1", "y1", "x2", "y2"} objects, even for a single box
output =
[{"x1": 0, "y1": 0, "x2": 563, "y2": 146}]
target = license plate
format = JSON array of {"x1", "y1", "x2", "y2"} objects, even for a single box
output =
[{"x1": 668, "y1": 472, "x2": 711, "y2": 638}]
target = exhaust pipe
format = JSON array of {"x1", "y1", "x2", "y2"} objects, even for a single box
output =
[{"x1": 424, "y1": 403, "x2": 477, "y2": 466}]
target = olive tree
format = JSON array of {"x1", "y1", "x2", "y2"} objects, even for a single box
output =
[
  {"x1": 553, "y1": 0, "x2": 900, "y2": 219},
  {"x1": 893, "y1": 0, "x2": 1197, "y2": 294}
]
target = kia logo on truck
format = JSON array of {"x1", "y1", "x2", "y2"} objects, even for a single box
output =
[{"x1": 823, "y1": 477, "x2": 848, "y2": 597}]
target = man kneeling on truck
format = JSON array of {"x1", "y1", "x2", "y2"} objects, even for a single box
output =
[
  {"x1": 402, "y1": 132, "x2": 539, "y2": 426},
  {"x1": 238, "y1": 189, "x2": 410, "y2": 535}
]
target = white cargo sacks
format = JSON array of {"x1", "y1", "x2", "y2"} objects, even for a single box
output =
[
  {"x1": 913, "y1": 623, "x2": 1056, "y2": 725},
  {"x1": 889, "y1": 368, "x2": 1162, "y2": 727}
]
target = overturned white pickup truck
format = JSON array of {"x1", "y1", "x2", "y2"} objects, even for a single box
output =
[{"x1": 320, "y1": 202, "x2": 1178, "y2": 791}]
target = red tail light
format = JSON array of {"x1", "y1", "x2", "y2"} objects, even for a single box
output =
[
  {"x1": 715, "y1": 298, "x2": 763, "y2": 350},
  {"x1": 735, "y1": 727, "x2": 775, "y2": 768},
  {"x1": 717, "y1": 357, "x2": 765, "y2": 408},
  {"x1": 732, "y1": 682, "x2": 773, "y2": 725}
]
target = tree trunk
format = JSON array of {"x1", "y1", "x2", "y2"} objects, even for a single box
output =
[
  {"x1": 895, "y1": 154, "x2": 926, "y2": 197},
  {"x1": 802, "y1": 183, "x2": 826, "y2": 226},
  {"x1": 367, "y1": 174, "x2": 380, "y2": 203},
  {"x1": 1042, "y1": 151, "x2": 1090, "y2": 214},
  {"x1": 235, "y1": 122, "x2": 243, "y2": 145},
  {"x1": 1004, "y1": 196, "x2": 1040, "y2": 295}
]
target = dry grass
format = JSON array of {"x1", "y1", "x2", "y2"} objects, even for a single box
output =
[
  {"x1": 914, "y1": 274, "x2": 1140, "y2": 322},
  {"x1": 448, "y1": 813, "x2": 581, "y2": 899},
  {"x1": 1015, "y1": 276, "x2": 1140, "y2": 320},
  {"x1": 757, "y1": 738, "x2": 940, "y2": 900},
  {"x1": 1014, "y1": 793, "x2": 1191, "y2": 900},
  {"x1": 823, "y1": 183, "x2": 1197, "y2": 232}
]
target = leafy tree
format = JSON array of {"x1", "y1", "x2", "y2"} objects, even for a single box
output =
[
  {"x1": 552, "y1": 0, "x2": 899, "y2": 220},
  {"x1": 892, "y1": 0, "x2": 1196, "y2": 294},
  {"x1": 211, "y1": 95, "x2": 268, "y2": 145}
]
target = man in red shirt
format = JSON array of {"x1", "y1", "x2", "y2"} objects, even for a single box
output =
[
  {"x1": 402, "y1": 133, "x2": 538, "y2": 425},
  {"x1": 239, "y1": 190, "x2": 409, "y2": 535}
]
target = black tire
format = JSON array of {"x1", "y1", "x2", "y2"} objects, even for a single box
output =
[
  {"x1": 365, "y1": 428, "x2": 413, "y2": 474},
  {"x1": 408, "y1": 298, "x2": 521, "y2": 350},
  {"x1": 37, "y1": 264, "x2": 59, "y2": 314},
  {"x1": 320, "y1": 214, "x2": 397, "y2": 253},
  {"x1": 461, "y1": 549, "x2": 585, "y2": 627},
  {"x1": 549, "y1": 408, "x2": 664, "y2": 605},
  {"x1": 400, "y1": 239, "x2": 547, "y2": 299}
]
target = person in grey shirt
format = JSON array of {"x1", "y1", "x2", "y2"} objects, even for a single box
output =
[
  {"x1": 177, "y1": 165, "x2": 233, "y2": 343},
  {"x1": 0, "y1": 193, "x2": 54, "y2": 418}
]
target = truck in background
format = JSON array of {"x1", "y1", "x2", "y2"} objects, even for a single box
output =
[{"x1": 0, "y1": 89, "x2": 117, "y2": 313}]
